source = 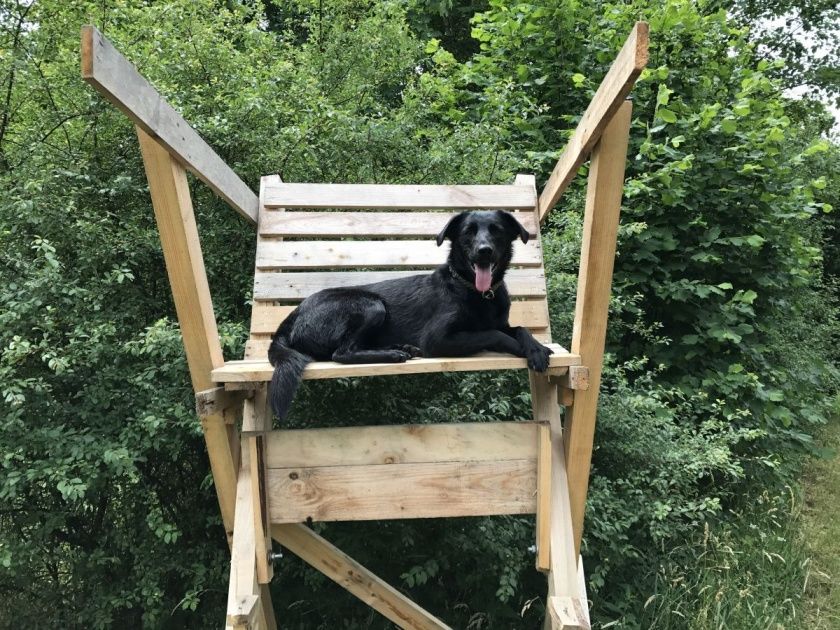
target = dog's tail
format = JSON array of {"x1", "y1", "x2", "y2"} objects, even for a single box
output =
[{"x1": 268, "y1": 335, "x2": 312, "y2": 421}]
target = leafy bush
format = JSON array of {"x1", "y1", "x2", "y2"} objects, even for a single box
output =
[{"x1": 0, "y1": 0, "x2": 836, "y2": 628}]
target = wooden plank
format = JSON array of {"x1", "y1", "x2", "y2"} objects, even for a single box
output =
[
  {"x1": 264, "y1": 182, "x2": 536, "y2": 209},
  {"x1": 265, "y1": 422, "x2": 538, "y2": 468},
  {"x1": 272, "y1": 523, "x2": 451, "y2": 629},
  {"x1": 248, "y1": 300, "x2": 550, "y2": 336},
  {"x1": 136, "y1": 128, "x2": 241, "y2": 542},
  {"x1": 536, "y1": 422, "x2": 551, "y2": 573},
  {"x1": 212, "y1": 343, "x2": 578, "y2": 382},
  {"x1": 267, "y1": 459, "x2": 537, "y2": 522},
  {"x1": 196, "y1": 387, "x2": 244, "y2": 417},
  {"x1": 82, "y1": 26, "x2": 258, "y2": 223},
  {"x1": 260, "y1": 210, "x2": 538, "y2": 238},
  {"x1": 253, "y1": 268, "x2": 548, "y2": 300},
  {"x1": 256, "y1": 238, "x2": 543, "y2": 270},
  {"x1": 565, "y1": 102, "x2": 632, "y2": 557},
  {"x1": 550, "y1": 366, "x2": 590, "y2": 391},
  {"x1": 538, "y1": 22, "x2": 648, "y2": 222},
  {"x1": 242, "y1": 389, "x2": 273, "y2": 583},
  {"x1": 530, "y1": 373, "x2": 580, "y2": 629},
  {"x1": 547, "y1": 596, "x2": 589, "y2": 629},
  {"x1": 227, "y1": 446, "x2": 274, "y2": 630}
]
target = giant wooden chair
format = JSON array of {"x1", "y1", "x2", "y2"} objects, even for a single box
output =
[{"x1": 82, "y1": 22, "x2": 648, "y2": 629}]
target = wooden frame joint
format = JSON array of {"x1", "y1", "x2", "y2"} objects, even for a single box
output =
[{"x1": 196, "y1": 386, "x2": 244, "y2": 417}]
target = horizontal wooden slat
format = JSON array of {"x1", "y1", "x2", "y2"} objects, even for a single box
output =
[
  {"x1": 265, "y1": 422, "x2": 538, "y2": 468},
  {"x1": 538, "y1": 22, "x2": 648, "y2": 222},
  {"x1": 249, "y1": 300, "x2": 549, "y2": 336},
  {"x1": 253, "y1": 268, "x2": 547, "y2": 301},
  {"x1": 256, "y1": 239, "x2": 542, "y2": 270},
  {"x1": 259, "y1": 210, "x2": 538, "y2": 238},
  {"x1": 212, "y1": 343, "x2": 577, "y2": 382},
  {"x1": 81, "y1": 26, "x2": 258, "y2": 224},
  {"x1": 264, "y1": 183, "x2": 536, "y2": 209},
  {"x1": 267, "y1": 459, "x2": 537, "y2": 522}
]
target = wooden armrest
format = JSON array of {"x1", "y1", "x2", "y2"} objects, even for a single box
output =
[{"x1": 538, "y1": 22, "x2": 648, "y2": 222}]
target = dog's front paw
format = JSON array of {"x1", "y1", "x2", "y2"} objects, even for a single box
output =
[
  {"x1": 526, "y1": 343, "x2": 553, "y2": 372},
  {"x1": 397, "y1": 344, "x2": 423, "y2": 359}
]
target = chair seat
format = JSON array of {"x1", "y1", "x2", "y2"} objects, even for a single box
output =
[{"x1": 211, "y1": 343, "x2": 578, "y2": 383}]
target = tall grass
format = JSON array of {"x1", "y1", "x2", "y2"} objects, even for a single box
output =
[{"x1": 640, "y1": 488, "x2": 809, "y2": 630}]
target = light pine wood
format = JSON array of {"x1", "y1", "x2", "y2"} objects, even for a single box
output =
[
  {"x1": 226, "y1": 445, "x2": 274, "y2": 630},
  {"x1": 538, "y1": 23, "x2": 647, "y2": 222},
  {"x1": 536, "y1": 422, "x2": 552, "y2": 572},
  {"x1": 248, "y1": 300, "x2": 550, "y2": 335},
  {"x1": 264, "y1": 182, "x2": 536, "y2": 209},
  {"x1": 267, "y1": 459, "x2": 537, "y2": 522},
  {"x1": 264, "y1": 422, "x2": 538, "y2": 468},
  {"x1": 256, "y1": 238, "x2": 543, "y2": 270},
  {"x1": 565, "y1": 101, "x2": 632, "y2": 557},
  {"x1": 212, "y1": 343, "x2": 577, "y2": 382},
  {"x1": 253, "y1": 268, "x2": 548, "y2": 300},
  {"x1": 547, "y1": 596, "x2": 590, "y2": 629},
  {"x1": 272, "y1": 524, "x2": 451, "y2": 629},
  {"x1": 260, "y1": 210, "x2": 538, "y2": 238},
  {"x1": 242, "y1": 388, "x2": 273, "y2": 583},
  {"x1": 551, "y1": 366, "x2": 590, "y2": 391},
  {"x1": 195, "y1": 387, "x2": 244, "y2": 417},
  {"x1": 82, "y1": 27, "x2": 258, "y2": 223},
  {"x1": 136, "y1": 128, "x2": 241, "y2": 543}
]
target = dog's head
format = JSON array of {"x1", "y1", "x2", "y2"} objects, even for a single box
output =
[{"x1": 436, "y1": 210, "x2": 529, "y2": 292}]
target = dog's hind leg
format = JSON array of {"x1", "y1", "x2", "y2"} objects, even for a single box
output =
[{"x1": 327, "y1": 295, "x2": 412, "y2": 364}]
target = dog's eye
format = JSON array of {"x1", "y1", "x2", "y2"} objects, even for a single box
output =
[
  {"x1": 465, "y1": 224, "x2": 478, "y2": 236},
  {"x1": 488, "y1": 224, "x2": 501, "y2": 235}
]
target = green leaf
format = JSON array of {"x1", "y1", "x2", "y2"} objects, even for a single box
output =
[
  {"x1": 721, "y1": 118, "x2": 737, "y2": 133},
  {"x1": 571, "y1": 73, "x2": 586, "y2": 88},
  {"x1": 658, "y1": 108, "x2": 677, "y2": 123}
]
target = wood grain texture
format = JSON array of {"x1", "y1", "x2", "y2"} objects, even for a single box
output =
[
  {"x1": 136, "y1": 128, "x2": 240, "y2": 542},
  {"x1": 265, "y1": 422, "x2": 538, "y2": 468},
  {"x1": 565, "y1": 102, "x2": 632, "y2": 557},
  {"x1": 256, "y1": 238, "x2": 543, "y2": 269},
  {"x1": 538, "y1": 22, "x2": 647, "y2": 221},
  {"x1": 212, "y1": 343, "x2": 577, "y2": 382},
  {"x1": 272, "y1": 524, "x2": 452, "y2": 629},
  {"x1": 259, "y1": 210, "x2": 538, "y2": 238},
  {"x1": 226, "y1": 445, "x2": 274, "y2": 630},
  {"x1": 264, "y1": 182, "x2": 536, "y2": 209},
  {"x1": 82, "y1": 26, "x2": 258, "y2": 223},
  {"x1": 253, "y1": 268, "x2": 548, "y2": 300},
  {"x1": 536, "y1": 422, "x2": 552, "y2": 573},
  {"x1": 268, "y1": 459, "x2": 537, "y2": 522}
]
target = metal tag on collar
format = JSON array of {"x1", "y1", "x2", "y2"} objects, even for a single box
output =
[{"x1": 482, "y1": 289, "x2": 495, "y2": 300}]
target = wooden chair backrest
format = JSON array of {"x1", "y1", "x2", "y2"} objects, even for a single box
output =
[{"x1": 245, "y1": 176, "x2": 551, "y2": 359}]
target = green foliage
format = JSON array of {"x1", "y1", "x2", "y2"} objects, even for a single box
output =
[{"x1": 0, "y1": 0, "x2": 837, "y2": 628}]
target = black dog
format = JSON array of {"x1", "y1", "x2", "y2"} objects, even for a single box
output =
[{"x1": 268, "y1": 210, "x2": 553, "y2": 420}]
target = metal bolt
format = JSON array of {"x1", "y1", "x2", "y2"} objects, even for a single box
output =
[{"x1": 268, "y1": 550, "x2": 283, "y2": 564}]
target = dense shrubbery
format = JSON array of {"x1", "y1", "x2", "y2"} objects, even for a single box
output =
[{"x1": 1, "y1": 0, "x2": 837, "y2": 627}]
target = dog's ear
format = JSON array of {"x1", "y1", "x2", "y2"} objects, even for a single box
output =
[
  {"x1": 436, "y1": 212, "x2": 467, "y2": 246},
  {"x1": 499, "y1": 211, "x2": 529, "y2": 244}
]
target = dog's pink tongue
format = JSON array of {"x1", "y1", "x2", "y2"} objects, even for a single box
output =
[{"x1": 474, "y1": 265, "x2": 492, "y2": 292}]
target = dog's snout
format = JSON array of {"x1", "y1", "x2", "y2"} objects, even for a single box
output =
[{"x1": 477, "y1": 245, "x2": 493, "y2": 257}]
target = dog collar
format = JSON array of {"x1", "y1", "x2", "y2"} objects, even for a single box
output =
[{"x1": 448, "y1": 265, "x2": 503, "y2": 299}]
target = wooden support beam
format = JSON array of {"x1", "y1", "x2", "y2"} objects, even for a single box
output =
[
  {"x1": 535, "y1": 422, "x2": 551, "y2": 572},
  {"x1": 538, "y1": 22, "x2": 647, "y2": 222},
  {"x1": 272, "y1": 523, "x2": 451, "y2": 630},
  {"x1": 196, "y1": 386, "x2": 245, "y2": 417},
  {"x1": 227, "y1": 445, "x2": 276, "y2": 630},
  {"x1": 242, "y1": 388, "x2": 273, "y2": 583},
  {"x1": 565, "y1": 101, "x2": 633, "y2": 557},
  {"x1": 82, "y1": 26, "x2": 258, "y2": 223},
  {"x1": 136, "y1": 127, "x2": 241, "y2": 539}
]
